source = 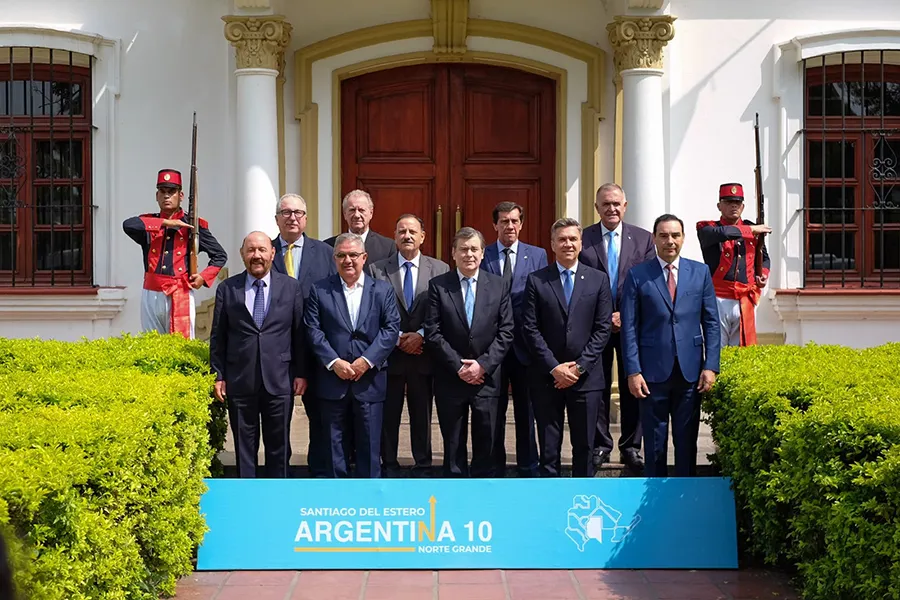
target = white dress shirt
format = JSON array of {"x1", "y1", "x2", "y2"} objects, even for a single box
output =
[
  {"x1": 327, "y1": 272, "x2": 374, "y2": 370},
  {"x1": 657, "y1": 255, "x2": 680, "y2": 287},
  {"x1": 556, "y1": 260, "x2": 579, "y2": 285},
  {"x1": 457, "y1": 268, "x2": 478, "y2": 297},
  {"x1": 244, "y1": 271, "x2": 272, "y2": 316},
  {"x1": 279, "y1": 235, "x2": 304, "y2": 278},
  {"x1": 497, "y1": 239, "x2": 519, "y2": 274}
]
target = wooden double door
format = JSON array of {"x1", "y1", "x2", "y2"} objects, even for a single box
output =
[{"x1": 341, "y1": 63, "x2": 556, "y2": 262}]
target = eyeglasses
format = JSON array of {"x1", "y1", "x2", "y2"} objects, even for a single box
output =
[
  {"x1": 335, "y1": 252, "x2": 364, "y2": 260},
  {"x1": 278, "y1": 209, "x2": 307, "y2": 219}
]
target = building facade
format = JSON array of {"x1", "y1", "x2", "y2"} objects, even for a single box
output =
[{"x1": 1, "y1": 0, "x2": 899, "y2": 346}]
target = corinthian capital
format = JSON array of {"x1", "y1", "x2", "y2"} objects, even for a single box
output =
[
  {"x1": 223, "y1": 15, "x2": 292, "y2": 71},
  {"x1": 607, "y1": 15, "x2": 675, "y2": 80}
]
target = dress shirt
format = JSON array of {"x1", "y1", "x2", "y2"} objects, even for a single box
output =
[
  {"x1": 600, "y1": 222, "x2": 622, "y2": 261},
  {"x1": 657, "y1": 255, "x2": 681, "y2": 287},
  {"x1": 556, "y1": 260, "x2": 580, "y2": 282},
  {"x1": 398, "y1": 252, "x2": 425, "y2": 342},
  {"x1": 279, "y1": 236, "x2": 304, "y2": 278},
  {"x1": 457, "y1": 269, "x2": 478, "y2": 295},
  {"x1": 497, "y1": 239, "x2": 519, "y2": 273},
  {"x1": 327, "y1": 272, "x2": 374, "y2": 370},
  {"x1": 244, "y1": 271, "x2": 272, "y2": 317}
]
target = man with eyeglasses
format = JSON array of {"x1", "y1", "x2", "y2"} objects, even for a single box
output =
[
  {"x1": 304, "y1": 233, "x2": 401, "y2": 478},
  {"x1": 123, "y1": 169, "x2": 227, "y2": 339},
  {"x1": 271, "y1": 193, "x2": 337, "y2": 477}
]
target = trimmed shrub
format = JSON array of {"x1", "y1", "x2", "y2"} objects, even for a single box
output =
[{"x1": 705, "y1": 343, "x2": 900, "y2": 600}]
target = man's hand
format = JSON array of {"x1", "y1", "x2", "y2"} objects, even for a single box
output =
[
  {"x1": 398, "y1": 332, "x2": 424, "y2": 355},
  {"x1": 350, "y1": 358, "x2": 371, "y2": 381},
  {"x1": 214, "y1": 380, "x2": 226, "y2": 402},
  {"x1": 189, "y1": 274, "x2": 205, "y2": 289},
  {"x1": 332, "y1": 359, "x2": 357, "y2": 381},
  {"x1": 755, "y1": 274, "x2": 768, "y2": 288},
  {"x1": 697, "y1": 369, "x2": 716, "y2": 394},
  {"x1": 750, "y1": 224, "x2": 772, "y2": 236},
  {"x1": 551, "y1": 362, "x2": 579, "y2": 389},
  {"x1": 611, "y1": 311, "x2": 621, "y2": 333},
  {"x1": 458, "y1": 359, "x2": 485, "y2": 385},
  {"x1": 161, "y1": 219, "x2": 192, "y2": 229},
  {"x1": 628, "y1": 373, "x2": 650, "y2": 399},
  {"x1": 293, "y1": 377, "x2": 308, "y2": 396}
]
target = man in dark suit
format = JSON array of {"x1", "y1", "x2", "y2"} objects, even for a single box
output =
[
  {"x1": 424, "y1": 227, "x2": 514, "y2": 477},
  {"x1": 369, "y1": 214, "x2": 450, "y2": 477},
  {"x1": 325, "y1": 189, "x2": 396, "y2": 267},
  {"x1": 304, "y1": 233, "x2": 401, "y2": 478},
  {"x1": 270, "y1": 193, "x2": 337, "y2": 477},
  {"x1": 579, "y1": 183, "x2": 656, "y2": 472},
  {"x1": 522, "y1": 218, "x2": 613, "y2": 477},
  {"x1": 481, "y1": 201, "x2": 547, "y2": 477},
  {"x1": 620, "y1": 214, "x2": 721, "y2": 477},
  {"x1": 210, "y1": 231, "x2": 307, "y2": 478}
]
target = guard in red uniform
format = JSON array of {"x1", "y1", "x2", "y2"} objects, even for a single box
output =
[
  {"x1": 696, "y1": 183, "x2": 772, "y2": 347},
  {"x1": 123, "y1": 169, "x2": 227, "y2": 339}
]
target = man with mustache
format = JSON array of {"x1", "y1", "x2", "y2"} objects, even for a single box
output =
[
  {"x1": 210, "y1": 231, "x2": 307, "y2": 478},
  {"x1": 325, "y1": 189, "x2": 396, "y2": 268},
  {"x1": 123, "y1": 169, "x2": 227, "y2": 339}
]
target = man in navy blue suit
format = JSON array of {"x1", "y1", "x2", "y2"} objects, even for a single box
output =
[
  {"x1": 522, "y1": 218, "x2": 612, "y2": 477},
  {"x1": 210, "y1": 231, "x2": 308, "y2": 478},
  {"x1": 579, "y1": 183, "x2": 655, "y2": 472},
  {"x1": 620, "y1": 214, "x2": 721, "y2": 477},
  {"x1": 271, "y1": 193, "x2": 337, "y2": 477},
  {"x1": 481, "y1": 201, "x2": 548, "y2": 477},
  {"x1": 304, "y1": 233, "x2": 401, "y2": 478}
]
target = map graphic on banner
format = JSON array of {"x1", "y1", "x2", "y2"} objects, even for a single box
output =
[{"x1": 197, "y1": 478, "x2": 737, "y2": 570}]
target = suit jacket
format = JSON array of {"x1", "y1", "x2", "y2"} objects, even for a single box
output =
[
  {"x1": 325, "y1": 230, "x2": 397, "y2": 267},
  {"x1": 521, "y1": 263, "x2": 613, "y2": 392},
  {"x1": 579, "y1": 222, "x2": 655, "y2": 310},
  {"x1": 303, "y1": 273, "x2": 401, "y2": 403},
  {"x1": 481, "y1": 241, "x2": 548, "y2": 363},
  {"x1": 271, "y1": 233, "x2": 337, "y2": 300},
  {"x1": 620, "y1": 257, "x2": 721, "y2": 384},
  {"x1": 210, "y1": 270, "x2": 306, "y2": 397},
  {"x1": 423, "y1": 270, "x2": 514, "y2": 398},
  {"x1": 368, "y1": 253, "x2": 451, "y2": 375}
]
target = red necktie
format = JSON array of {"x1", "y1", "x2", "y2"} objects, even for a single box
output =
[{"x1": 666, "y1": 264, "x2": 676, "y2": 302}]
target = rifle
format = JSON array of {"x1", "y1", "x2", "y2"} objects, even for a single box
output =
[
  {"x1": 753, "y1": 113, "x2": 766, "y2": 279},
  {"x1": 187, "y1": 112, "x2": 199, "y2": 277}
]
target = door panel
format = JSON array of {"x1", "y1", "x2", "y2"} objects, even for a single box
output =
[{"x1": 341, "y1": 63, "x2": 555, "y2": 262}]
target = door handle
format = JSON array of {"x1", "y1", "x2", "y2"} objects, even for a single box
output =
[
  {"x1": 455, "y1": 205, "x2": 461, "y2": 232},
  {"x1": 435, "y1": 205, "x2": 443, "y2": 261}
]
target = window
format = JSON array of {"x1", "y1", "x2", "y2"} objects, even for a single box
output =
[
  {"x1": 0, "y1": 47, "x2": 92, "y2": 287},
  {"x1": 804, "y1": 50, "x2": 900, "y2": 288}
]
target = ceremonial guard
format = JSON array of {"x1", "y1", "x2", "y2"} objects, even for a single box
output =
[
  {"x1": 696, "y1": 183, "x2": 772, "y2": 347},
  {"x1": 123, "y1": 169, "x2": 227, "y2": 339}
]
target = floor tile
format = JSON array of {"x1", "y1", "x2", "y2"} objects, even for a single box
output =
[
  {"x1": 505, "y1": 569, "x2": 574, "y2": 585},
  {"x1": 297, "y1": 571, "x2": 367, "y2": 586},
  {"x1": 179, "y1": 572, "x2": 232, "y2": 586},
  {"x1": 225, "y1": 570, "x2": 298, "y2": 586},
  {"x1": 291, "y1": 584, "x2": 361, "y2": 600},
  {"x1": 363, "y1": 586, "x2": 434, "y2": 600},
  {"x1": 507, "y1": 583, "x2": 581, "y2": 599},
  {"x1": 215, "y1": 585, "x2": 292, "y2": 600},
  {"x1": 579, "y1": 582, "x2": 658, "y2": 600},
  {"x1": 438, "y1": 584, "x2": 507, "y2": 600},
  {"x1": 172, "y1": 585, "x2": 220, "y2": 600},
  {"x1": 643, "y1": 570, "x2": 714, "y2": 584},
  {"x1": 573, "y1": 569, "x2": 646, "y2": 585},
  {"x1": 653, "y1": 583, "x2": 728, "y2": 599},
  {"x1": 438, "y1": 570, "x2": 503, "y2": 584},
  {"x1": 366, "y1": 569, "x2": 435, "y2": 586}
]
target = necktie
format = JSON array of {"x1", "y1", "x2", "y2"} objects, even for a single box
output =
[
  {"x1": 502, "y1": 247, "x2": 513, "y2": 281},
  {"x1": 463, "y1": 277, "x2": 475, "y2": 326},
  {"x1": 563, "y1": 269, "x2": 573, "y2": 306},
  {"x1": 666, "y1": 264, "x2": 676, "y2": 302},
  {"x1": 606, "y1": 231, "x2": 618, "y2": 303},
  {"x1": 403, "y1": 261, "x2": 415, "y2": 309},
  {"x1": 284, "y1": 243, "x2": 296, "y2": 278},
  {"x1": 252, "y1": 279, "x2": 266, "y2": 328}
]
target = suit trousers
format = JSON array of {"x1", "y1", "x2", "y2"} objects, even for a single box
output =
[
  {"x1": 534, "y1": 387, "x2": 599, "y2": 477},
  {"x1": 301, "y1": 387, "x2": 328, "y2": 478},
  {"x1": 382, "y1": 371, "x2": 434, "y2": 473},
  {"x1": 436, "y1": 393, "x2": 497, "y2": 478},
  {"x1": 492, "y1": 354, "x2": 539, "y2": 476},
  {"x1": 641, "y1": 358, "x2": 702, "y2": 477},
  {"x1": 321, "y1": 392, "x2": 383, "y2": 478},
  {"x1": 594, "y1": 332, "x2": 642, "y2": 454},
  {"x1": 227, "y1": 389, "x2": 292, "y2": 478}
]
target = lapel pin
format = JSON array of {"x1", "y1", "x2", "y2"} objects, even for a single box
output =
[{"x1": 580, "y1": 275, "x2": 584, "y2": 279}]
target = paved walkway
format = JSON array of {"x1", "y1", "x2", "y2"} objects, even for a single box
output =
[{"x1": 173, "y1": 569, "x2": 798, "y2": 599}]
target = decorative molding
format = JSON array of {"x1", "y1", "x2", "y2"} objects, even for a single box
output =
[
  {"x1": 607, "y1": 15, "x2": 675, "y2": 81},
  {"x1": 757, "y1": 332, "x2": 786, "y2": 345},
  {"x1": 628, "y1": 0, "x2": 665, "y2": 8},
  {"x1": 772, "y1": 290, "x2": 900, "y2": 322},
  {"x1": 432, "y1": 0, "x2": 468, "y2": 58},
  {"x1": 223, "y1": 15, "x2": 292, "y2": 71},
  {"x1": 234, "y1": 0, "x2": 270, "y2": 7},
  {"x1": 0, "y1": 288, "x2": 126, "y2": 321}
]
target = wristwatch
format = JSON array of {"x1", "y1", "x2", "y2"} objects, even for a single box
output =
[{"x1": 575, "y1": 363, "x2": 586, "y2": 376}]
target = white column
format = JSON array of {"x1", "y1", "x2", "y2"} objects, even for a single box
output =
[
  {"x1": 621, "y1": 68, "x2": 665, "y2": 231},
  {"x1": 235, "y1": 68, "x2": 279, "y2": 237}
]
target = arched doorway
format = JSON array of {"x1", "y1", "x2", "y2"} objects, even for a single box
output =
[{"x1": 340, "y1": 62, "x2": 556, "y2": 261}]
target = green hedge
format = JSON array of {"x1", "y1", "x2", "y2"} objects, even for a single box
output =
[
  {"x1": 706, "y1": 343, "x2": 900, "y2": 600},
  {"x1": 0, "y1": 333, "x2": 225, "y2": 599}
]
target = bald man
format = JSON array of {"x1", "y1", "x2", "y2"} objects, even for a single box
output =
[{"x1": 210, "y1": 231, "x2": 308, "y2": 478}]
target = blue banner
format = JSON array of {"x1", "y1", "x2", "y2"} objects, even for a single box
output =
[{"x1": 197, "y1": 477, "x2": 737, "y2": 570}]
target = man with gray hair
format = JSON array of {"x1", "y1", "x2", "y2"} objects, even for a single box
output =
[
  {"x1": 325, "y1": 189, "x2": 396, "y2": 267},
  {"x1": 271, "y1": 192, "x2": 337, "y2": 477},
  {"x1": 579, "y1": 183, "x2": 655, "y2": 472}
]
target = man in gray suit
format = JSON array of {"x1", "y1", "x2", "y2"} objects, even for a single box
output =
[{"x1": 369, "y1": 214, "x2": 450, "y2": 477}]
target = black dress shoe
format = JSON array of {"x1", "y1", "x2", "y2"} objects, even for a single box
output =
[
  {"x1": 592, "y1": 449, "x2": 611, "y2": 467},
  {"x1": 621, "y1": 449, "x2": 645, "y2": 470}
]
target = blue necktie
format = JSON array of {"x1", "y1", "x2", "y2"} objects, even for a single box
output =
[
  {"x1": 252, "y1": 279, "x2": 266, "y2": 328},
  {"x1": 403, "y1": 261, "x2": 414, "y2": 309},
  {"x1": 563, "y1": 269, "x2": 573, "y2": 306},
  {"x1": 606, "y1": 231, "x2": 618, "y2": 304},
  {"x1": 463, "y1": 277, "x2": 475, "y2": 326}
]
